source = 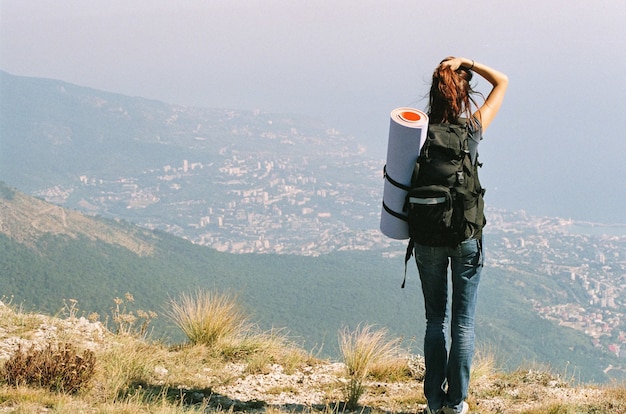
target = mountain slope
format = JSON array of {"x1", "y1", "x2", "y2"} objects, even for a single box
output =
[
  {"x1": 0, "y1": 180, "x2": 424, "y2": 350},
  {"x1": 0, "y1": 182, "x2": 154, "y2": 255},
  {"x1": 0, "y1": 70, "x2": 360, "y2": 193},
  {"x1": 0, "y1": 70, "x2": 193, "y2": 190}
]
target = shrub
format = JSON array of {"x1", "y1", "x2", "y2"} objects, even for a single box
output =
[{"x1": 2, "y1": 342, "x2": 96, "y2": 394}]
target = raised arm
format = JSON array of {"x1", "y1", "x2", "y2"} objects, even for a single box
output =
[{"x1": 441, "y1": 57, "x2": 509, "y2": 132}]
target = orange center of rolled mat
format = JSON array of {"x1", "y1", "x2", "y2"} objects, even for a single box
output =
[{"x1": 400, "y1": 111, "x2": 421, "y2": 122}]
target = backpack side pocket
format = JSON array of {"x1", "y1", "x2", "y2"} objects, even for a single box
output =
[{"x1": 406, "y1": 185, "x2": 453, "y2": 245}]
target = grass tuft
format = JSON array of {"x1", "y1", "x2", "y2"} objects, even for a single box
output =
[
  {"x1": 166, "y1": 289, "x2": 249, "y2": 347},
  {"x1": 338, "y1": 324, "x2": 403, "y2": 410}
]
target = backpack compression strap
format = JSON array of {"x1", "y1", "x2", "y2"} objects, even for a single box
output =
[
  {"x1": 382, "y1": 201, "x2": 407, "y2": 221},
  {"x1": 382, "y1": 164, "x2": 412, "y2": 221},
  {"x1": 383, "y1": 165, "x2": 411, "y2": 191}
]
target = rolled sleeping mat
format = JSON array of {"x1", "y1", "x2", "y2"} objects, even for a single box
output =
[{"x1": 380, "y1": 107, "x2": 429, "y2": 239}]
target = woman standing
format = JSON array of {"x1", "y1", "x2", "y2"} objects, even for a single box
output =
[{"x1": 417, "y1": 57, "x2": 508, "y2": 414}]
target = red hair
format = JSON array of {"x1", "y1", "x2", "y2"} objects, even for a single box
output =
[{"x1": 427, "y1": 64, "x2": 477, "y2": 125}]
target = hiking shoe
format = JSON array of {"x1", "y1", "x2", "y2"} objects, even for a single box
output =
[{"x1": 440, "y1": 401, "x2": 469, "y2": 414}]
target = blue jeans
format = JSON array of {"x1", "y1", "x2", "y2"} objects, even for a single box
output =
[{"x1": 414, "y1": 238, "x2": 483, "y2": 412}]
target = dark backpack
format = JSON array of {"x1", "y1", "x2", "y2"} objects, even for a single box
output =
[{"x1": 402, "y1": 121, "x2": 486, "y2": 286}]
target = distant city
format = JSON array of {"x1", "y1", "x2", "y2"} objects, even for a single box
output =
[{"x1": 485, "y1": 210, "x2": 626, "y2": 374}]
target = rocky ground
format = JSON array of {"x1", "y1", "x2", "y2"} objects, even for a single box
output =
[
  {"x1": 0, "y1": 303, "x2": 623, "y2": 414},
  {"x1": 190, "y1": 360, "x2": 606, "y2": 414}
]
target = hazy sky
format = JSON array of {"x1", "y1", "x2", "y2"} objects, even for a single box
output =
[{"x1": 1, "y1": 0, "x2": 625, "y2": 223}]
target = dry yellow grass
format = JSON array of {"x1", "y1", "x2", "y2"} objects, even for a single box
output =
[
  {"x1": 165, "y1": 289, "x2": 250, "y2": 347},
  {"x1": 338, "y1": 324, "x2": 407, "y2": 409}
]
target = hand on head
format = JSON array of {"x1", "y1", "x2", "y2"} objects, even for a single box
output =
[{"x1": 439, "y1": 56, "x2": 463, "y2": 72}]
